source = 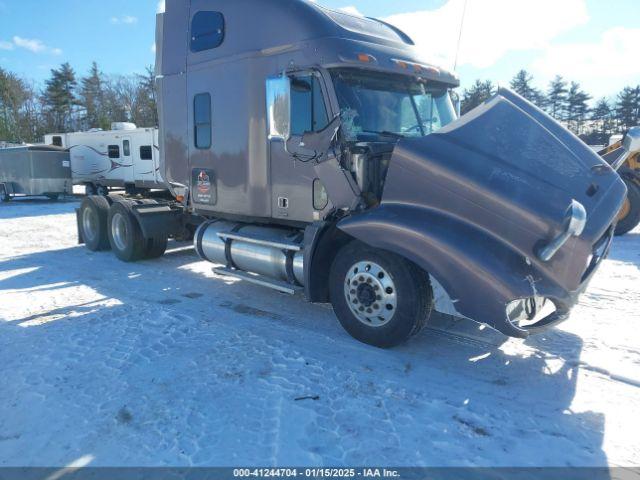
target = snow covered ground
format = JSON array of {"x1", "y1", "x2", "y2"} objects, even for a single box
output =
[{"x1": 0, "y1": 198, "x2": 639, "y2": 468}]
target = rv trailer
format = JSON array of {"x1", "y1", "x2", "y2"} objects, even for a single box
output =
[
  {"x1": 0, "y1": 146, "x2": 72, "y2": 201},
  {"x1": 45, "y1": 123, "x2": 164, "y2": 195},
  {"x1": 75, "y1": 0, "x2": 630, "y2": 347}
]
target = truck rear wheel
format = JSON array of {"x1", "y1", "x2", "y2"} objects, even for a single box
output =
[
  {"x1": 329, "y1": 241, "x2": 433, "y2": 348},
  {"x1": 615, "y1": 179, "x2": 640, "y2": 236},
  {"x1": 79, "y1": 196, "x2": 111, "y2": 251},
  {"x1": 108, "y1": 201, "x2": 145, "y2": 262}
]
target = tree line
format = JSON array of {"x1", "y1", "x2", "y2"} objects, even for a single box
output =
[
  {"x1": 461, "y1": 69, "x2": 640, "y2": 145},
  {"x1": 0, "y1": 62, "x2": 157, "y2": 144},
  {"x1": 2, "y1": 62, "x2": 639, "y2": 146}
]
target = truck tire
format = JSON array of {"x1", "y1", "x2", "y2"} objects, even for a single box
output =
[
  {"x1": 79, "y1": 196, "x2": 111, "y2": 251},
  {"x1": 143, "y1": 236, "x2": 168, "y2": 259},
  {"x1": 107, "y1": 201, "x2": 146, "y2": 262},
  {"x1": 329, "y1": 241, "x2": 433, "y2": 348},
  {"x1": 615, "y1": 179, "x2": 640, "y2": 236},
  {"x1": 0, "y1": 185, "x2": 9, "y2": 203}
]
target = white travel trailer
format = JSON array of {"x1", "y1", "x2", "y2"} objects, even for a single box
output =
[{"x1": 45, "y1": 123, "x2": 164, "y2": 195}]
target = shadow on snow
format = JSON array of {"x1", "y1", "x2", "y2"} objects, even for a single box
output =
[{"x1": 0, "y1": 242, "x2": 609, "y2": 470}]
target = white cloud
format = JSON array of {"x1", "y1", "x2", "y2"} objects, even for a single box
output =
[
  {"x1": 384, "y1": 0, "x2": 589, "y2": 70},
  {"x1": 111, "y1": 15, "x2": 138, "y2": 25},
  {"x1": 0, "y1": 40, "x2": 14, "y2": 50},
  {"x1": 532, "y1": 27, "x2": 640, "y2": 81},
  {"x1": 10, "y1": 36, "x2": 62, "y2": 55},
  {"x1": 151, "y1": 43, "x2": 156, "y2": 54},
  {"x1": 338, "y1": 6, "x2": 364, "y2": 17},
  {"x1": 13, "y1": 36, "x2": 46, "y2": 53}
]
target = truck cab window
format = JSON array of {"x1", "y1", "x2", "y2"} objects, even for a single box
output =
[
  {"x1": 191, "y1": 11, "x2": 225, "y2": 52},
  {"x1": 108, "y1": 145, "x2": 120, "y2": 159},
  {"x1": 52, "y1": 136, "x2": 62, "y2": 147},
  {"x1": 331, "y1": 68, "x2": 456, "y2": 139},
  {"x1": 194, "y1": 93, "x2": 212, "y2": 149},
  {"x1": 290, "y1": 76, "x2": 328, "y2": 136},
  {"x1": 123, "y1": 140, "x2": 131, "y2": 157}
]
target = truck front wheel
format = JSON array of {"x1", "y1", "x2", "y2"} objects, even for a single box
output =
[
  {"x1": 108, "y1": 202, "x2": 145, "y2": 262},
  {"x1": 329, "y1": 242, "x2": 433, "y2": 348}
]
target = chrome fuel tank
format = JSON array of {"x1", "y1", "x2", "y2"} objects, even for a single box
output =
[{"x1": 195, "y1": 220, "x2": 305, "y2": 286}]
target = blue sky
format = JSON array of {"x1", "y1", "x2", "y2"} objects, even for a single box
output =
[{"x1": 1, "y1": 0, "x2": 638, "y2": 101}]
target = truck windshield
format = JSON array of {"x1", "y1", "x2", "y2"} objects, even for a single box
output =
[{"x1": 330, "y1": 69, "x2": 457, "y2": 140}]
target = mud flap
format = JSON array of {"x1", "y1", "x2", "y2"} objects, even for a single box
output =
[
  {"x1": 131, "y1": 202, "x2": 184, "y2": 239},
  {"x1": 75, "y1": 208, "x2": 85, "y2": 245}
]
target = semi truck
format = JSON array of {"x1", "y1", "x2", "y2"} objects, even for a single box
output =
[
  {"x1": 44, "y1": 124, "x2": 164, "y2": 196},
  {"x1": 76, "y1": 0, "x2": 630, "y2": 347}
]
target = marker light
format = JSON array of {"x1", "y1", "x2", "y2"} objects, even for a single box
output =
[{"x1": 357, "y1": 53, "x2": 376, "y2": 63}]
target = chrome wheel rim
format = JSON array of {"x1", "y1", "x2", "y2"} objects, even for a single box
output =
[
  {"x1": 111, "y1": 212, "x2": 128, "y2": 251},
  {"x1": 82, "y1": 207, "x2": 98, "y2": 243},
  {"x1": 344, "y1": 261, "x2": 397, "y2": 327}
]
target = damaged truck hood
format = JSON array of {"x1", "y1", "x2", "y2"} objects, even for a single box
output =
[{"x1": 338, "y1": 88, "x2": 626, "y2": 336}]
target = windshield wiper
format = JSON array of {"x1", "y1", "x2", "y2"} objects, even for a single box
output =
[{"x1": 361, "y1": 130, "x2": 405, "y2": 139}]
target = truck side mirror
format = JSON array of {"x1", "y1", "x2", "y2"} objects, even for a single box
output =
[{"x1": 266, "y1": 76, "x2": 292, "y2": 141}]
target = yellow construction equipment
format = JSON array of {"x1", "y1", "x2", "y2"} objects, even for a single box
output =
[{"x1": 598, "y1": 131, "x2": 640, "y2": 235}]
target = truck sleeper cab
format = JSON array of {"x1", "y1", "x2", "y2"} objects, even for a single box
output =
[{"x1": 76, "y1": 0, "x2": 628, "y2": 348}]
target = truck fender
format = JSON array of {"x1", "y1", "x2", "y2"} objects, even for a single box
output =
[
  {"x1": 337, "y1": 205, "x2": 559, "y2": 338},
  {"x1": 303, "y1": 221, "x2": 352, "y2": 303}
]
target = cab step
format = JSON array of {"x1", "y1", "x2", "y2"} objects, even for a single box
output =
[{"x1": 213, "y1": 267, "x2": 303, "y2": 295}]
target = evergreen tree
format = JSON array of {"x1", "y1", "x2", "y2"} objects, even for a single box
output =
[
  {"x1": 41, "y1": 63, "x2": 80, "y2": 132},
  {"x1": 590, "y1": 98, "x2": 614, "y2": 145},
  {"x1": 615, "y1": 86, "x2": 640, "y2": 133},
  {"x1": 460, "y1": 79, "x2": 495, "y2": 115},
  {"x1": 545, "y1": 75, "x2": 568, "y2": 120},
  {"x1": 565, "y1": 81, "x2": 591, "y2": 134},
  {"x1": 0, "y1": 67, "x2": 32, "y2": 142},
  {"x1": 80, "y1": 62, "x2": 106, "y2": 130},
  {"x1": 510, "y1": 69, "x2": 545, "y2": 108},
  {"x1": 133, "y1": 66, "x2": 158, "y2": 127}
]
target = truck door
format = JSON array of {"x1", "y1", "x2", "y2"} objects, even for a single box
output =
[{"x1": 269, "y1": 72, "x2": 331, "y2": 222}]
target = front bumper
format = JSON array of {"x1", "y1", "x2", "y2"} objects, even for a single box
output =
[{"x1": 503, "y1": 225, "x2": 615, "y2": 336}]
